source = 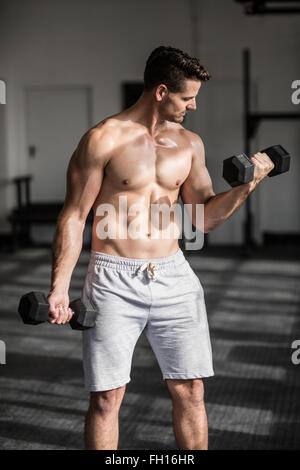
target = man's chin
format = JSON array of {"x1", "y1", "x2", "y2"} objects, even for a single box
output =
[{"x1": 169, "y1": 115, "x2": 184, "y2": 123}]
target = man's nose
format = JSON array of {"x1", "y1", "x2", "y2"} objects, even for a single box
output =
[{"x1": 187, "y1": 99, "x2": 196, "y2": 111}]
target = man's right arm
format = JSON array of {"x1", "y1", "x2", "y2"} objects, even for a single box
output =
[
  {"x1": 180, "y1": 133, "x2": 274, "y2": 234},
  {"x1": 48, "y1": 126, "x2": 111, "y2": 324}
]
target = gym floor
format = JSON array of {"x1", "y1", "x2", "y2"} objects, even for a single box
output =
[{"x1": 0, "y1": 246, "x2": 300, "y2": 450}]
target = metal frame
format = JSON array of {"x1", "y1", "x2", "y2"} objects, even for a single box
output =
[
  {"x1": 236, "y1": 0, "x2": 300, "y2": 14},
  {"x1": 243, "y1": 48, "x2": 300, "y2": 249}
]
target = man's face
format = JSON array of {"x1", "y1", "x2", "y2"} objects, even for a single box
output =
[{"x1": 159, "y1": 79, "x2": 201, "y2": 123}]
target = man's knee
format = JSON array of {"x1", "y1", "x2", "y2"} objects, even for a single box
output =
[
  {"x1": 166, "y1": 378, "x2": 205, "y2": 407},
  {"x1": 89, "y1": 385, "x2": 126, "y2": 414}
]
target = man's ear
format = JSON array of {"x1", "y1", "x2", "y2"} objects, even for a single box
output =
[{"x1": 155, "y1": 84, "x2": 168, "y2": 102}]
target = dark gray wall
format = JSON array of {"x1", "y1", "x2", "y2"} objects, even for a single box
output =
[{"x1": 0, "y1": 0, "x2": 299, "y2": 244}]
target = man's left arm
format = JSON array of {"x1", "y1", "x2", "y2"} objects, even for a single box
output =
[{"x1": 180, "y1": 133, "x2": 274, "y2": 233}]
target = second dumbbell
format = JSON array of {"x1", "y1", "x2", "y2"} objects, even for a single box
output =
[
  {"x1": 223, "y1": 144, "x2": 291, "y2": 187},
  {"x1": 18, "y1": 291, "x2": 97, "y2": 331}
]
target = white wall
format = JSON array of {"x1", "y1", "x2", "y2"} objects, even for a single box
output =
[
  {"x1": 0, "y1": 0, "x2": 299, "y2": 245},
  {"x1": 0, "y1": 0, "x2": 192, "y2": 234},
  {"x1": 190, "y1": 0, "x2": 300, "y2": 244}
]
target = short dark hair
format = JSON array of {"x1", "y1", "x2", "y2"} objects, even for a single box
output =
[{"x1": 143, "y1": 46, "x2": 211, "y2": 93}]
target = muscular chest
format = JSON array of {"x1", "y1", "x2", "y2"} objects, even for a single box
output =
[{"x1": 105, "y1": 132, "x2": 192, "y2": 191}]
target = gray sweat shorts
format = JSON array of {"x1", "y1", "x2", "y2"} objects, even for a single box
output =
[{"x1": 81, "y1": 248, "x2": 214, "y2": 392}]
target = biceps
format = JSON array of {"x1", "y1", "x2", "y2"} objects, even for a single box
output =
[
  {"x1": 62, "y1": 158, "x2": 104, "y2": 220},
  {"x1": 181, "y1": 166, "x2": 215, "y2": 205}
]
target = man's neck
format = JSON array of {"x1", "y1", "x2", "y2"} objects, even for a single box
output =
[{"x1": 126, "y1": 92, "x2": 168, "y2": 136}]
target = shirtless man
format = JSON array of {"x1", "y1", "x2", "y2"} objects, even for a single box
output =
[{"x1": 47, "y1": 46, "x2": 274, "y2": 450}]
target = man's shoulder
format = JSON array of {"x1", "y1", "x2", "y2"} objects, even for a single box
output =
[
  {"x1": 90, "y1": 115, "x2": 123, "y2": 138},
  {"x1": 78, "y1": 116, "x2": 123, "y2": 159},
  {"x1": 74, "y1": 120, "x2": 116, "y2": 164},
  {"x1": 178, "y1": 127, "x2": 205, "y2": 162},
  {"x1": 89, "y1": 113, "x2": 136, "y2": 144},
  {"x1": 180, "y1": 127, "x2": 203, "y2": 146}
]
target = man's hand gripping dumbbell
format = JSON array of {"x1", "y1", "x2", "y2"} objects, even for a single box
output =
[
  {"x1": 18, "y1": 291, "x2": 97, "y2": 331},
  {"x1": 223, "y1": 144, "x2": 291, "y2": 187}
]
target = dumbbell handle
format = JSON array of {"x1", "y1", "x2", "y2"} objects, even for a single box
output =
[
  {"x1": 260, "y1": 145, "x2": 291, "y2": 177},
  {"x1": 223, "y1": 144, "x2": 291, "y2": 188},
  {"x1": 246, "y1": 144, "x2": 290, "y2": 177},
  {"x1": 18, "y1": 291, "x2": 96, "y2": 330}
]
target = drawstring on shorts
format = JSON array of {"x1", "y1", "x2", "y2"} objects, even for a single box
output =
[{"x1": 137, "y1": 262, "x2": 160, "y2": 281}]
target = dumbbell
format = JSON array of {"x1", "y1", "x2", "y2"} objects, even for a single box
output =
[
  {"x1": 18, "y1": 291, "x2": 97, "y2": 331},
  {"x1": 223, "y1": 144, "x2": 291, "y2": 187}
]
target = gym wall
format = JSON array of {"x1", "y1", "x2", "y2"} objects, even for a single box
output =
[{"x1": 0, "y1": 0, "x2": 299, "y2": 246}]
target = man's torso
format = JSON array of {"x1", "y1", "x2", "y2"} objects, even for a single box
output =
[{"x1": 91, "y1": 112, "x2": 194, "y2": 258}]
